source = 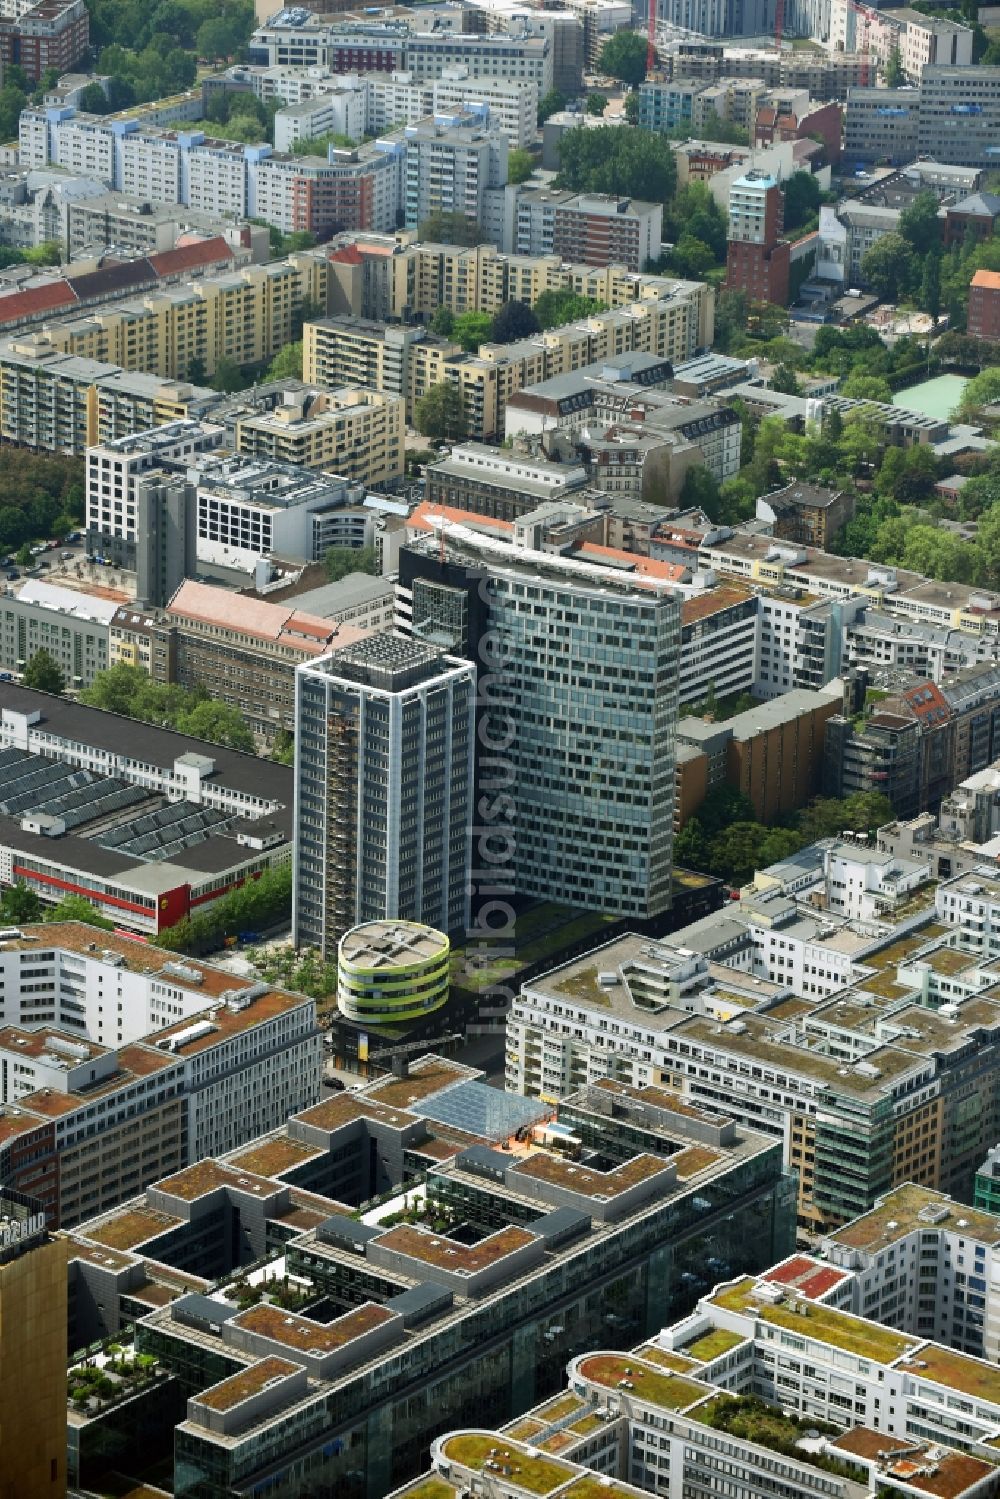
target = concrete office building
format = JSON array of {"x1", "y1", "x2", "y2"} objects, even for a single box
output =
[
  {"x1": 397, "y1": 520, "x2": 681, "y2": 920},
  {"x1": 61, "y1": 1058, "x2": 792, "y2": 1498},
  {"x1": 294, "y1": 635, "x2": 476, "y2": 956},
  {"x1": 0, "y1": 581, "x2": 117, "y2": 690}
]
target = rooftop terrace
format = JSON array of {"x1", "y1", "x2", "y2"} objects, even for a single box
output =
[{"x1": 710, "y1": 1277, "x2": 919, "y2": 1363}]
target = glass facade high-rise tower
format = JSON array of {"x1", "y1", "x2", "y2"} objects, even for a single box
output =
[
  {"x1": 398, "y1": 532, "x2": 681, "y2": 920},
  {"x1": 293, "y1": 634, "x2": 476, "y2": 956}
]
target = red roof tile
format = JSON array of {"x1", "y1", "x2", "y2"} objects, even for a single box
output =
[
  {"x1": 0, "y1": 281, "x2": 78, "y2": 324},
  {"x1": 149, "y1": 237, "x2": 235, "y2": 277}
]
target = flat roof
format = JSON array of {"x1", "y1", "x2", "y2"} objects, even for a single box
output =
[
  {"x1": 155, "y1": 1160, "x2": 277, "y2": 1201},
  {"x1": 376, "y1": 1223, "x2": 535, "y2": 1272},
  {"x1": 511, "y1": 1150, "x2": 671, "y2": 1199},
  {"x1": 233, "y1": 1301, "x2": 394, "y2": 1354},
  {"x1": 711, "y1": 1276, "x2": 919, "y2": 1363},
  {"x1": 828, "y1": 1184, "x2": 1000, "y2": 1253},
  {"x1": 577, "y1": 1352, "x2": 708, "y2": 1411},
  {"x1": 0, "y1": 684, "x2": 292, "y2": 803},
  {"x1": 86, "y1": 1206, "x2": 182, "y2": 1250},
  {"x1": 193, "y1": 1354, "x2": 298, "y2": 1413},
  {"x1": 364, "y1": 1057, "x2": 468, "y2": 1110}
]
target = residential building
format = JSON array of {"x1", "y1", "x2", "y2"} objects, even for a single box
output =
[
  {"x1": 272, "y1": 85, "x2": 367, "y2": 153},
  {"x1": 401, "y1": 106, "x2": 508, "y2": 233},
  {"x1": 754, "y1": 95, "x2": 843, "y2": 165},
  {"x1": 757, "y1": 480, "x2": 854, "y2": 549},
  {"x1": 968, "y1": 267, "x2": 1000, "y2": 341},
  {"x1": 397, "y1": 519, "x2": 681, "y2": 921},
  {"x1": 0, "y1": 336, "x2": 219, "y2": 455},
  {"x1": 0, "y1": 0, "x2": 87, "y2": 82},
  {"x1": 503, "y1": 186, "x2": 663, "y2": 273},
  {"x1": 233, "y1": 387, "x2": 405, "y2": 488},
  {"x1": 61, "y1": 1056, "x2": 792, "y2": 1498},
  {"x1": 165, "y1": 579, "x2": 367, "y2": 747},
  {"x1": 825, "y1": 663, "x2": 1000, "y2": 817},
  {"x1": 676, "y1": 685, "x2": 842, "y2": 822},
  {"x1": 65, "y1": 191, "x2": 268, "y2": 259},
  {"x1": 724, "y1": 170, "x2": 790, "y2": 308},
  {"x1": 0, "y1": 1189, "x2": 67, "y2": 1499},
  {"x1": 293, "y1": 635, "x2": 475, "y2": 955},
  {"x1": 0, "y1": 682, "x2": 294, "y2": 936},
  {"x1": 245, "y1": 17, "x2": 554, "y2": 96},
  {"x1": 0, "y1": 581, "x2": 117, "y2": 690},
  {"x1": 0, "y1": 925, "x2": 320, "y2": 1228}
]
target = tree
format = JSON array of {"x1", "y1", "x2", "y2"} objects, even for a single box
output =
[
  {"x1": 885, "y1": 45, "x2": 904, "y2": 86},
  {"x1": 958, "y1": 366, "x2": 1000, "y2": 418},
  {"x1": 452, "y1": 311, "x2": 495, "y2": 352},
  {"x1": 679, "y1": 464, "x2": 720, "y2": 518},
  {"x1": 840, "y1": 372, "x2": 893, "y2": 403},
  {"x1": 537, "y1": 89, "x2": 566, "y2": 125},
  {"x1": 624, "y1": 92, "x2": 641, "y2": 125},
  {"x1": 326, "y1": 544, "x2": 377, "y2": 581},
  {"x1": 674, "y1": 816, "x2": 709, "y2": 871},
  {"x1": 186, "y1": 354, "x2": 207, "y2": 385},
  {"x1": 271, "y1": 730, "x2": 295, "y2": 766},
  {"x1": 700, "y1": 110, "x2": 749, "y2": 145},
  {"x1": 533, "y1": 289, "x2": 607, "y2": 329},
  {"x1": 714, "y1": 289, "x2": 749, "y2": 353},
  {"x1": 22, "y1": 649, "x2": 64, "y2": 695},
  {"x1": 586, "y1": 92, "x2": 608, "y2": 116},
  {"x1": 430, "y1": 307, "x2": 455, "y2": 336},
  {"x1": 176, "y1": 700, "x2": 256, "y2": 752},
  {"x1": 770, "y1": 363, "x2": 800, "y2": 395},
  {"x1": 708, "y1": 822, "x2": 769, "y2": 886},
  {"x1": 783, "y1": 171, "x2": 821, "y2": 232},
  {"x1": 668, "y1": 236, "x2": 716, "y2": 279},
  {"x1": 210, "y1": 356, "x2": 249, "y2": 393},
  {"x1": 418, "y1": 211, "x2": 485, "y2": 247},
  {"x1": 556, "y1": 125, "x2": 676, "y2": 203},
  {"x1": 899, "y1": 190, "x2": 941, "y2": 258},
  {"x1": 15, "y1": 542, "x2": 32, "y2": 567},
  {"x1": 797, "y1": 792, "x2": 894, "y2": 841},
  {"x1": 45, "y1": 893, "x2": 114, "y2": 928},
  {"x1": 492, "y1": 300, "x2": 541, "y2": 342},
  {"x1": 695, "y1": 784, "x2": 756, "y2": 837},
  {"x1": 79, "y1": 81, "x2": 111, "y2": 112},
  {"x1": 598, "y1": 31, "x2": 649, "y2": 87},
  {"x1": 415, "y1": 382, "x2": 468, "y2": 442},
  {"x1": 0, "y1": 882, "x2": 41, "y2": 923},
  {"x1": 196, "y1": 15, "x2": 241, "y2": 60},
  {"x1": 920, "y1": 252, "x2": 942, "y2": 322},
  {"x1": 266, "y1": 342, "x2": 303, "y2": 381},
  {"x1": 507, "y1": 148, "x2": 535, "y2": 183},
  {"x1": 860, "y1": 233, "x2": 915, "y2": 302}
]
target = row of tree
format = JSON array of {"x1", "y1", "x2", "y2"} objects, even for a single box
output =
[
  {"x1": 157, "y1": 863, "x2": 292, "y2": 954},
  {"x1": 79, "y1": 665, "x2": 257, "y2": 752},
  {"x1": 0, "y1": 884, "x2": 115, "y2": 928},
  {"x1": 675, "y1": 785, "x2": 895, "y2": 886},
  {"x1": 0, "y1": 449, "x2": 83, "y2": 553}
]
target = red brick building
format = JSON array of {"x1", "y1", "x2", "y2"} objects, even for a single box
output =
[
  {"x1": 968, "y1": 268, "x2": 1000, "y2": 342},
  {"x1": 754, "y1": 100, "x2": 843, "y2": 166},
  {"x1": 944, "y1": 192, "x2": 1000, "y2": 248},
  {"x1": 724, "y1": 170, "x2": 791, "y2": 307},
  {"x1": 0, "y1": 0, "x2": 88, "y2": 82}
]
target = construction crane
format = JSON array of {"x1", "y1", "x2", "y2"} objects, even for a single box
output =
[
  {"x1": 774, "y1": 0, "x2": 784, "y2": 51},
  {"x1": 847, "y1": 0, "x2": 878, "y2": 86},
  {"x1": 647, "y1": 0, "x2": 656, "y2": 76},
  {"x1": 368, "y1": 1034, "x2": 464, "y2": 1078}
]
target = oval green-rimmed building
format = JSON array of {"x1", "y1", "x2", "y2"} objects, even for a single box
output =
[{"x1": 337, "y1": 921, "x2": 450, "y2": 1024}]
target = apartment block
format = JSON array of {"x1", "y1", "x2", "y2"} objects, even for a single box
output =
[
  {"x1": 725, "y1": 170, "x2": 790, "y2": 308},
  {"x1": 503, "y1": 186, "x2": 664, "y2": 273},
  {"x1": 59, "y1": 1056, "x2": 791, "y2": 1497},
  {"x1": 0, "y1": 924, "x2": 319, "y2": 1228},
  {"x1": 0, "y1": 0, "x2": 87, "y2": 82},
  {"x1": 401, "y1": 106, "x2": 508, "y2": 232},
  {"x1": 294, "y1": 635, "x2": 475, "y2": 955},
  {"x1": 233, "y1": 386, "x2": 404, "y2": 488}
]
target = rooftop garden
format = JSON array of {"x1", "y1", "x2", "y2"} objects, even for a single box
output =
[
  {"x1": 401, "y1": 1480, "x2": 459, "y2": 1499},
  {"x1": 441, "y1": 1435, "x2": 572, "y2": 1495},
  {"x1": 635, "y1": 1345, "x2": 700, "y2": 1373},
  {"x1": 710, "y1": 1279, "x2": 918, "y2": 1364},
  {"x1": 553, "y1": 969, "x2": 612, "y2": 1006},
  {"x1": 689, "y1": 1395, "x2": 856, "y2": 1479},
  {"x1": 68, "y1": 1339, "x2": 161, "y2": 1416},
  {"x1": 578, "y1": 1354, "x2": 706, "y2": 1410},
  {"x1": 683, "y1": 1327, "x2": 746, "y2": 1362}
]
